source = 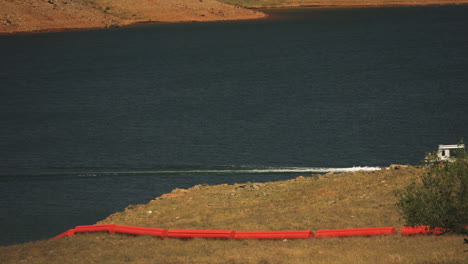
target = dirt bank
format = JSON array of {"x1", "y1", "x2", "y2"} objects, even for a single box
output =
[
  {"x1": 0, "y1": 0, "x2": 265, "y2": 34},
  {"x1": 2, "y1": 0, "x2": 467, "y2": 34},
  {"x1": 98, "y1": 166, "x2": 417, "y2": 231}
]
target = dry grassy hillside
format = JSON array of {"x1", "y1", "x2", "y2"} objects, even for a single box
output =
[
  {"x1": 2, "y1": 0, "x2": 467, "y2": 34},
  {"x1": 0, "y1": 0, "x2": 115, "y2": 33},
  {"x1": 0, "y1": 0, "x2": 265, "y2": 34},
  {"x1": 98, "y1": 167, "x2": 417, "y2": 231},
  {"x1": 1, "y1": 166, "x2": 467, "y2": 263},
  {"x1": 86, "y1": 0, "x2": 265, "y2": 22}
]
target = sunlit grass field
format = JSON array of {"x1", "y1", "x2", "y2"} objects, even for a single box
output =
[{"x1": 1, "y1": 167, "x2": 467, "y2": 263}]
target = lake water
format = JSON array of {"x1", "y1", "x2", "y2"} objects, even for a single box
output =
[{"x1": 0, "y1": 5, "x2": 467, "y2": 246}]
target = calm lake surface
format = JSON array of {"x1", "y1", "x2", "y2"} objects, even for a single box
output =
[{"x1": 1, "y1": 5, "x2": 467, "y2": 245}]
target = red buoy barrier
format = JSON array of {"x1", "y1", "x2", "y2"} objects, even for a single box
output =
[
  {"x1": 400, "y1": 226, "x2": 449, "y2": 235},
  {"x1": 167, "y1": 229, "x2": 236, "y2": 239},
  {"x1": 316, "y1": 227, "x2": 397, "y2": 238},
  {"x1": 52, "y1": 229, "x2": 76, "y2": 239},
  {"x1": 74, "y1": 224, "x2": 116, "y2": 234},
  {"x1": 234, "y1": 230, "x2": 313, "y2": 239},
  {"x1": 400, "y1": 226, "x2": 430, "y2": 235},
  {"x1": 53, "y1": 224, "x2": 466, "y2": 240},
  {"x1": 114, "y1": 225, "x2": 168, "y2": 238}
]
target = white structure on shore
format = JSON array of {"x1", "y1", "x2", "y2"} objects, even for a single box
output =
[{"x1": 436, "y1": 144, "x2": 465, "y2": 161}]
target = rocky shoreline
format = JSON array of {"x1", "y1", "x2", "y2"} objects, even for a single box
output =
[
  {"x1": 97, "y1": 165, "x2": 414, "y2": 230},
  {"x1": 1, "y1": 0, "x2": 467, "y2": 35},
  {"x1": 0, "y1": 0, "x2": 265, "y2": 35},
  {"x1": 2, "y1": 165, "x2": 466, "y2": 263}
]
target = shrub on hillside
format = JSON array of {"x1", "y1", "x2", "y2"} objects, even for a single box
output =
[{"x1": 396, "y1": 145, "x2": 468, "y2": 234}]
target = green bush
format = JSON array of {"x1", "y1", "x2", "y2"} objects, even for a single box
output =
[{"x1": 395, "y1": 145, "x2": 468, "y2": 234}]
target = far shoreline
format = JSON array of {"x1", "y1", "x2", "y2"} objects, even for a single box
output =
[
  {"x1": 249, "y1": 1, "x2": 468, "y2": 10},
  {"x1": 1, "y1": 1, "x2": 467, "y2": 35}
]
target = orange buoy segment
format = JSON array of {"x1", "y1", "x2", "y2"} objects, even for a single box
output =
[
  {"x1": 234, "y1": 230, "x2": 313, "y2": 239},
  {"x1": 53, "y1": 225, "x2": 467, "y2": 240},
  {"x1": 315, "y1": 227, "x2": 397, "y2": 238},
  {"x1": 167, "y1": 229, "x2": 235, "y2": 239}
]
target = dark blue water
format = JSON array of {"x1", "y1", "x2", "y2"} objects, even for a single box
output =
[{"x1": 0, "y1": 6, "x2": 467, "y2": 245}]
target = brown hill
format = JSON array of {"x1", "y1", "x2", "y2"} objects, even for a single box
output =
[
  {"x1": 2, "y1": 0, "x2": 467, "y2": 34},
  {"x1": 0, "y1": 0, "x2": 265, "y2": 34}
]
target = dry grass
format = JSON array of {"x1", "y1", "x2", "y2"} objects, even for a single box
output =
[
  {"x1": 1, "y1": 166, "x2": 467, "y2": 263},
  {"x1": 99, "y1": 167, "x2": 419, "y2": 231},
  {"x1": 0, "y1": 0, "x2": 265, "y2": 34},
  {"x1": 84, "y1": 0, "x2": 265, "y2": 23},
  {"x1": 1, "y1": 233, "x2": 466, "y2": 264}
]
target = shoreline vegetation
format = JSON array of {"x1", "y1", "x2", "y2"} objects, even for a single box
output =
[
  {"x1": 1, "y1": 166, "x2": 467, "y2": 263},
  {"x1": 1, "y1": 0, "x2": 468, "y2": 34}
]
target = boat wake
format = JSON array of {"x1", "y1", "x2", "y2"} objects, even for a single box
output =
[
  {"x1": 0, "y1": 166, "x2": 382, "y2": 177},
  {"x1": 159, "y1": 166, "x2": 382, "y2": 174}
]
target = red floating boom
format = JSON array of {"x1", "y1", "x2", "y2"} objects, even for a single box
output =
[
  {"x1": 400, "y1": 226, "x2": 431, "y2": 235},
  {"x1": 400, "y1": 226, "x2": 449, "y2": 235},
  {"x1": 167, "y1": 229, "x2": 235, "y2": 239},
  {"x1": 53, "y1": 225, "x2": 168, "y2": 239},
  {"x1": 115, "y1": 225, "x2": 168, "y2": 238},
  {"x1": 52, "y1": 229, "x2": 76, "y2": 239},
  {"x1": 234, "y1": 230, "x2": 313, "y2": 239},
  {"x1": 316, "y1": 227, "x2": 397, "y2": 238},
  {"x1": 52, "y1": 224, "x2": 466, "y2": 240},
  {"x1": 75, "y1": 224, "x2": 116, "y2": 234}
]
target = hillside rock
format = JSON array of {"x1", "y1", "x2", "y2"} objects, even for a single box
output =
[{"x1": 0, "y1": 0, "x2": 265, "y2": 34}]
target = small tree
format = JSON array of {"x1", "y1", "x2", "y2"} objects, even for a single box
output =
[{"x1": 395, "y1": 144, "x2": 468, "y2": 234}]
